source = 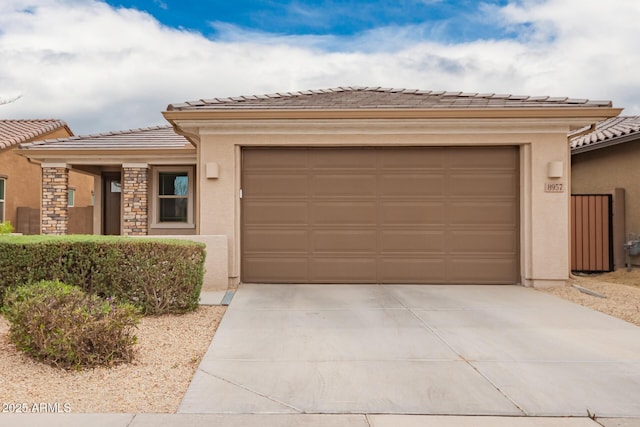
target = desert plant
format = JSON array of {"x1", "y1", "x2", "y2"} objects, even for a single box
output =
[
  {"x1": 2, "y1": 280, "x2": 140, "y2": 369},
  {"x1": 0, "y1": 221, "x2": 14, "y2": 234}
]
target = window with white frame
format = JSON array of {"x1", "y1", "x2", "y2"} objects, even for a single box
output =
[
  {"x1": 152, "y1": 167, "x2": 194, "y2": 227},
  {"x1": 0, "y1": 177, "x2": 5, "y2": 222},
  {"x1": 68, "y1": 188, "x2": 76, "y2": 207}
]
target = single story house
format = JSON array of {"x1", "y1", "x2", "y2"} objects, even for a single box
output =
[
  {"x1": 0, "y1": 119, "x2": 93, "y2": 234},
  {"x1": 571, "y1": 116, "x2": 640, "y2": 268},
  {"x1": 19, "y1": 87, "x2": 621, "y2": 290}
]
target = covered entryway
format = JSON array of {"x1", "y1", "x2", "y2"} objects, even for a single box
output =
[{"x1": 241, "y1": 146, "x2": 519, "y2": 284}]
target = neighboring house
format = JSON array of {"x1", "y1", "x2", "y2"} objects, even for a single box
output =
[
  {"x1": 571, "y1": 116, "x2": 640, "y2": 268},
  {"x1": 19, "y1": 87, "x2": 620, "y2": 291},
  {"x1": 0, "y1": 120, "x2": 94, "y2": 234}
]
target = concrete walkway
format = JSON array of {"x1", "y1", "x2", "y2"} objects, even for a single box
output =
[
  {"x1": 181, "y1": 284, "x2": 640, "y2": 417},
  {"x1": 1, "y1": 413, "x2": 639, "y2": 427}
]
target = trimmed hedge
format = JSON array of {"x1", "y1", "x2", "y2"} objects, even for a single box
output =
[
  {"x1": 0, "y1": 235, "x2": 205, "y2": 315},
  {"x1": 2, "y1": 280, "x2": 140, "y2": 369}
]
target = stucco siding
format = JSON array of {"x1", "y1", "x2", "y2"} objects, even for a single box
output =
[
  {"x1": 0, "y1": 149, "x2": 41, "y2": 226},
  {"x1": 572, "y1": 142, "x2": 640, "y2": 238},
  {"x1": 194, "y1": 118, "x2": 573, "y2": 287}
]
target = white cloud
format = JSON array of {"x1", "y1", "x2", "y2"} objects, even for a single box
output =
[{"x1": 0, "y1": 0, "x2": 639, "y2": 135}]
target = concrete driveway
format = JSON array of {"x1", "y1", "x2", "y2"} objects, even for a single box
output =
[{"x1": 180, "y1": 284, "x2": 640, "y2": 417}]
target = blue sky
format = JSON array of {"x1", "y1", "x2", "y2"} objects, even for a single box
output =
[
  {"x1": 1, "y1": 0, "x2": 639, "y2": 134},
  {"x1": 104, "y1": 0, "x2": 511, "y2": 42}
]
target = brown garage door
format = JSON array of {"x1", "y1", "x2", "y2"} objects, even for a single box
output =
[{"x1": 241, "y1": 146, "x2": 519, "y2": 284}]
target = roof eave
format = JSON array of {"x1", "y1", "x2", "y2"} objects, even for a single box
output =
[
  {"x1": 163, "y1": 107, "x2": 622, "y2": 122},
  {"x1": 18, "y1": 147, "x2": 196, "y2": 159},
  {"x1": 571, "y1": 132, "x2": 640, "y2": 155}
]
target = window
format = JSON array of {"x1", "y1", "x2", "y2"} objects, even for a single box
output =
[
  {"x1": 0, "y1": 178, "x2": 5, "y2": 222},
  {"x1": 152, "y1": 167, "x2": 194, "y2": 228},
  {"x1": 68, "y1": 188, "x2": 75, "y2": 207},
  {"x1": 159, "y1": 172, "x2": 188, "y2": 222}
]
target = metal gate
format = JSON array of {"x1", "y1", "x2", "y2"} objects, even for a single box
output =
[{"x1": 571, "y1": 194, "x2": 613, "y2": 272}]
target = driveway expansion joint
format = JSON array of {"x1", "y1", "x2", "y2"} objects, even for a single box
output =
[
  {"x1": 404, "y1": 305, "x2": 528, "y2": 416},
  {"x1": 197, "y1": 367, "x2": 303, "y2": 413}
]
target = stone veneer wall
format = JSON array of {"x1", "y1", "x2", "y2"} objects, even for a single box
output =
[
  {"x1": 41, "y1": 166, "x2": 68, "y2": 235},
  {"x1": 122, "y1": 166, "x2": 149, "y2": 236}
]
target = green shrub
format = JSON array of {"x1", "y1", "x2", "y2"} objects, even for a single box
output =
[
  {"x1": 0, "y1": 235, "x2": 205, "y2": 315},
  {"x1": 2, "y1": 280, "x2": 140, "y2": 369},
  {"x1": 0, "y1": 221, "x2": 14, "y2": 234}
]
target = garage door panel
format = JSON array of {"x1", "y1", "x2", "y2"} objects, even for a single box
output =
[
  {"x1": 244, "y1": 229, "x2": 309, "y2": 252},
  {"x1": 311, "y1": 174, "x2": 377, "y2": 196},
  {"x1": 449, "y1": 174, "x2": 517, "y2": 196},
  {"x1": 379, "y1": 148, "x2": 446, "y2": 169},
  {"x1": 311, "y1": 258, "x2": 378, "y2": 282},
  {"x1": 243, "y1": 201, "x2": 308, "y2": 225},
  {"x1": 242, "y1": 147, "x2": 519, "y2": 284},
  {"x1": 380, "y1": 230, "x2": 445, "y2": 252},
  {"x1": 381, "y1": 202, "x2": 445, "y2": 225},
  {"x1": 449, "y1": 202, "x2": 517, "y2": 225},
  {"x1": 380, "y1": 258, "x2": 447, "y2": 283},
  {"x1": 379, "y1": 174, "x2": 445, "y2": 196},
  {"x1": 310, "y1": 149, "x2": 377, "y2": 169},
  {"x1": 312, "y1": 230, "x2": 377, "y2": 252},
  {"x1": 243, "y1": 174, "x2": 308, "y2": 197},
  {"x1": 448, "y1": 258, "x2": 518, "y2": 284},
  {"x1": 243, "y1": 258, "x2": 309, "y2": 283},
  {"x1": 243, "y1": 149, "x2": 308, "y2": 169},
  {"x1": 448, "y1": 147, "x2": 518, "y2": 169},
  {"x1": 312, "y1": 202, "x2": 377, "y2": 225},
  {"x1": 449, "y1": 230, "x2": 518, "y2": 253}
]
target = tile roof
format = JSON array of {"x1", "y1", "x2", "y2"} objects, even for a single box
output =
[
  {"x1": 0, "y1": 119, "x2": 69, "y2": 150},
  {"x1": 167, "y1": 86, "x2": 613, "y2": 111},
  {"x1": 20, "y1": 125, "x2": 191, "y2": 150},
  {"x1": 570, "y1": 116, "x2": 640, "y2": 153}
]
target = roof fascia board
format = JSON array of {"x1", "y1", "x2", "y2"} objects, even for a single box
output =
[
  {"x1": 163, "y1": 107, "x2": 622, "y2": 121},
  {"x1": 18, "y1": 148, "x2": 194, "y2": 155},
  {"x1": 17, "y1": 148, "x2": 196, "y2": 164},
  {"x1": 21, "y1": 156, "x2": 197, "y2": 166}
]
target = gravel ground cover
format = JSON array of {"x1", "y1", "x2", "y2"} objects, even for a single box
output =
[
  {"x1": 540, "y1": 270, "x2": 640, "y2": 327},
  {"x1": 0, "y1": 306, "x2": 225, "y2": 413}
]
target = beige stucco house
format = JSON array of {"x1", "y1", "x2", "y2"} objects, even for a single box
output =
[
  {"x1": 0, "y1": 120, "x2": 94, "y2": 234},
  {"x1": 571, "y1": 116, "x2": 640, "y2": 268},
  {"x1": 19, "y1": 87, "x2": 621, "y2": 290}
]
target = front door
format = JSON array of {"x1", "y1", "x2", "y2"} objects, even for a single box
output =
[{"x1": 103, "y1": 173, "x2": 121, "y2": 235}]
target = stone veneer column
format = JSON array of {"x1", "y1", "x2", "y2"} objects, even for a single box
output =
[
  {"x1": 41, "y1": 163, "x2": 69, "y2": 235},
  {"x1": 122, "y1": 163, "x2": 149, "y2": 236}
]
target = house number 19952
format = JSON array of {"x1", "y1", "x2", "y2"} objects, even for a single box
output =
[{"x1": 544, "y1": 182, "x2": 564, "y2": 193}]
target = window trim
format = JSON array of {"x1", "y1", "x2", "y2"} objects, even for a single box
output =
[
  {"x1": 0, "y1": 177, "x2": 5, "y2": 223},
  {"x1": 150, "y1": 166, "x2": 195, "y2": 229}
]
